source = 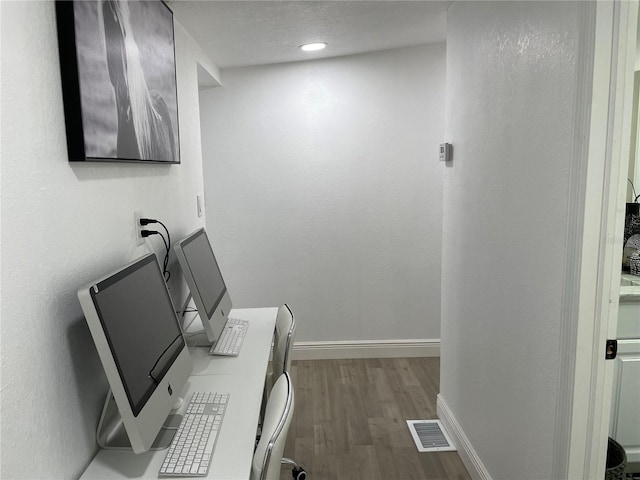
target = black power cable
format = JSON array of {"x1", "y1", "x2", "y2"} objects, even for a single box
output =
[
  {"x1": 141, "y1": 219, "x2": 171, "y2": 282},
  {"x1": 629, "y1": 178, "x2": 640, "y2": 203},
  {"x1": 141, "y1": 219, "x2": 171, "y2": 250},
  {"x1": 141, "y1": 230, "x2": 170, "y2": 281}
]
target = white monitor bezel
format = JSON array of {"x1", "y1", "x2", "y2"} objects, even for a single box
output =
[
  {"x1": 174, "y1": 228, "x2": 232, "y2": 344},
  {"x1": 78, "y1": 254, "x2": 192, "y2": 454}
]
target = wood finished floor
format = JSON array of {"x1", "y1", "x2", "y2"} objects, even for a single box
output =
[{"x1": 279, "y1": 357, "x2": 471, "y2": 480}]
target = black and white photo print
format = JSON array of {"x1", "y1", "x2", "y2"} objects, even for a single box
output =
[{"x1": 56, "y1": 1, "x2": 180, "y2": 163}]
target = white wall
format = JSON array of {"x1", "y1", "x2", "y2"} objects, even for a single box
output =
[
  {"x1": 199, "y1": 44, "x2": 445, "y2": 342},
  {"x1": 439, "y1": 2, "x2": 588, "y2": 479},
  {"x1": 0, "y1": 2, "x2": 214, "y2": 477}
]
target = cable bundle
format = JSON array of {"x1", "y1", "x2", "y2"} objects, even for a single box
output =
[{"x1": 141, "y1": 218, "x2": 171, "y2": 281}]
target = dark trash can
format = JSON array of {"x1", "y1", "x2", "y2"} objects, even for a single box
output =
[{"x1": 605, "y1": 437, "x2": 626, "y2": 480}]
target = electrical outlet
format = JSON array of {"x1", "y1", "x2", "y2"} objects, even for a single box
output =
[{"x1": 134, "y1": 210, "x2": 144, "y2": 245}]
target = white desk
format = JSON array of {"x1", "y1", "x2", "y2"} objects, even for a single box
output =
[
  {"x1": 189, "y1": 308, "x2": 277, "y2": 376},
  {"x1": 81, "y1": 307, "x2": 277, "y2": 480}
]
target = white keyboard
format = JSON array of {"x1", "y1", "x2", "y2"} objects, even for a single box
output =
[
  {"x1": 159, "y1": 392, "x2": 229, "y2": 477},
  {"x1": 210, "y1": 318, "x2": 248, "y2": 356}
]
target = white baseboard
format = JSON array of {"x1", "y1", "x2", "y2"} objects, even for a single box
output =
[
  {"x1": 437, "y1": 394, "x2": 492, "y2": 480},
  {"x1": 291, "y1": 339, "x2": 440, "y2": 360}
]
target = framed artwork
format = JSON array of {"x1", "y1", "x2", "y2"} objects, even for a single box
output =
[{"x1": 56, "y1": 1, "x2": 180, "y2": 164}]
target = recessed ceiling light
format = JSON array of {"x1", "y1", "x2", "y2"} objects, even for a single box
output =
[{"x1": 299, "y1": 42, "x2": 327, "y2": 52}]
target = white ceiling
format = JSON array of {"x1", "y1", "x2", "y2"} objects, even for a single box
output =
[{"x1": 169, "y1": 1, "x2": 451, "y2": 69}]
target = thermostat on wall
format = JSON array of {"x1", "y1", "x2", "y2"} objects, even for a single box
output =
[{"x1": 439, "y1": 143, "x2": 452, "y2": 162}]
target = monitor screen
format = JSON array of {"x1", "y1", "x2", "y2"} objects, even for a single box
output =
[
  {"x1": 90, "y1": 255, "x2": 184, "y2": 415},
  {"x1": 78, "y1": 254, "x2": 192, "y2": 453},
  {"x1": 174, "y1": 228, "x2": 232, "y2": 343}
]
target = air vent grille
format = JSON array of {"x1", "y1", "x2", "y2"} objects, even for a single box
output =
[{"x1": 406, "y1": 420, "x2": 456, "y2": 452}]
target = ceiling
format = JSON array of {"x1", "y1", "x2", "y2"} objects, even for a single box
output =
[{"x1": 169, "y1": 1, "x2": 451, "y2": 69}]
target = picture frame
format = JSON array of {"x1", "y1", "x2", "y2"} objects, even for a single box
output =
[{"x1": 56, "y1": 0, "x2": 180, "y2": 164}]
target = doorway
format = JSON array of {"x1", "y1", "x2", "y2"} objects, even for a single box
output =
[
  {"x1": 608, "y1": 7, "x2": 640, "y2": 476},
  {"x1": 568, "y1": 1, "x2": 640, "y2": 478}
]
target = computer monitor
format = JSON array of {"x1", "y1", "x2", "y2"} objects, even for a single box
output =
[
  {"x1": 174, "y1": 228, "x2": 232, "y2": 344},
  {"x1": 78, "y1": 254, "x2": 192, "y2": 454}
]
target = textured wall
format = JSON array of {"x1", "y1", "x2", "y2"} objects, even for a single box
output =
[
  {"x1": 0, "y1": 3, "x2": 211, "y2": 477},
  {"x1": 440, "y1": 2, "x2": 585, "y2": 479},
  {"x1": 199, "y1": 44, "x2": 445, "y2": 342}
]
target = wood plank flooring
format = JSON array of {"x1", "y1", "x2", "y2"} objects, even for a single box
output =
[{"x1": 279, "y1": 357, "x2": 470, "y2": 480}]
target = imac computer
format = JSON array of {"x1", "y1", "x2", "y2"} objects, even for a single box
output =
[
  {"x1": 174, "y1": 228, "x2": 246, "y2": 356},
  {"x1": 78, "y1": 254, "x2": 192, "y2": 453}
]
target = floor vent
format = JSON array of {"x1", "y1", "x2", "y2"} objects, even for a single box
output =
[{"x1": 406, "y1": 420, "x2": 456, "y2": 452}]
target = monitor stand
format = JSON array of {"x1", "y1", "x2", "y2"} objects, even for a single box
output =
[
  {"x1": 178, "y1": 293, "x2": 195, "y2": 331},
  {"x1": 96, "y1": 390, "x2": 182, "y2": 451},
  {"x1": 178, "y1": 293, "x2": 214, "y2": 348}
]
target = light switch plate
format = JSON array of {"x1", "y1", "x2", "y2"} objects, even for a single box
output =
[
  {"x1": 196, "y1": 195, "x2": 203, "y2": 218},
  {"x1": 439, "y1": 143, "x2": 452, "y2": 162}
]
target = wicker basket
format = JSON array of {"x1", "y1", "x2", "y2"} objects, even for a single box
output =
[
  {"x1": 630, "y1": 251, "x2": 640, "y2": 276},
  {"x1": 605, "y1": 437, "x2": 626, "y2": 480}
]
